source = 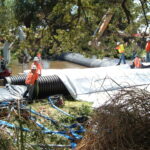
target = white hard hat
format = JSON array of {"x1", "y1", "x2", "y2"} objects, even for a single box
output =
[
  {"x1": 117, "y1": 42, "x2": 120, "y2": 45},
  {"x1": 33, "y1": 57, "x2": 39, "y2": 61},
  {"x1": 31, "y1": 65, "x2": 37, "y2": 70}
]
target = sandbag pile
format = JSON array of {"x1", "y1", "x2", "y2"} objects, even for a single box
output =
[{"x1": 76, "y1": 88, "x2": 150, "y2": 150}]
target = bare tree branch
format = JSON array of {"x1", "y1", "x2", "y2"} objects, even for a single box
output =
[
  {"x1": 139, "y1": 0, "x2": 149, "y2": 33},
  {"x1": 121, "y1": 0, "x2": 132, "y2": 24}
]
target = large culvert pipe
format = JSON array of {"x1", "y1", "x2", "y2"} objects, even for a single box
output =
[
  {"x1": 5, "y1": 75, "x2": 27, "y2": 85},
  {"x1": 57, "y1": 52, "x2": 122, "y2": 67},
  {"x1": 37, "y1": 75, "x2": 69, "y2": 99},
  {"x1": 57, "y1": 52, "x2": 102, "y2": 67},
  {"x1": 4, "y1": 75, "x2": 69, "y2": 99}
]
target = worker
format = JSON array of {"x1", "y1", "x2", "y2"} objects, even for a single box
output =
[
  {"x1": 31, "y1": 56, "x2": 42, "y2": 76},
  {"x1": 145, "y1": 38, "x2": 150, "y2": 62},
  {"x1": 115, "y1": 42, "x2": 126, "y2": 65},
  {"x1": 23, "y1": 65, "x2": 39, "y2": 102},
  {"x1": 37, "y1": 52, "x2": 41, "y2": 60},
  {"x1": 37, "y1": 52, "x2": 43, "y2": 67},
  {"x1": 131, "y1": 55, "x2": 142, "y2": 68},
  {"x1": 130, "y1": 55, "x2": 150, "y2": 69}
]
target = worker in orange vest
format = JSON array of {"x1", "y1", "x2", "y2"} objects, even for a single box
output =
[
  {"x1": 130, "y1": 55, "x2": 150, "y2": 69},
  {"x1": 145, "y1": 38, "x2": 150, "y2": 62},
  {"x1": 115, "y1": 42, "x2": 126, "y2": 65},
  {"x1": 37, "y1": 52, "x2": 43, "y2": 67},
  {"x1": 31, "y1": 57, "x2": 42, "y2": 76},
  {"x1": 133, "y1": 55, "x2": 142, "y2": 68},
  {"x1": 23, "y1": 65, "x2": 39, "y2": 102}
]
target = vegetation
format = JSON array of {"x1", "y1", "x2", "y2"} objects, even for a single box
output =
[
  {"x1": 0, "y1": 99, "x2": 92, "y2": 150},
  {"x1": 77, "y1": 88, "x2": 150, "y2": 150},
  {"x1": 0, "y1": 1, "x2": 150, "y2": 149},
  {"x1": 0, "y1": 0, "x2": 149, "y2": 59}
]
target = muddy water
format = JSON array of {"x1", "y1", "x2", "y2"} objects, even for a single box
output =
[{"x1": 9, "y1": 60, "x2": 86, "y2": 76}]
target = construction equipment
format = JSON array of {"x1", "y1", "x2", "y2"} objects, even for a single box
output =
[{"x1": 90, "y1": 8, "x2": 114, "y2": 48}]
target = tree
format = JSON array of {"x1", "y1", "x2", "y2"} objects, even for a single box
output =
[{"x1": 1, "y1": 0, "x2": 150, "y2": 59}]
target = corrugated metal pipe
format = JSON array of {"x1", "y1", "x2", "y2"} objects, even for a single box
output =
[{"x1": 4, "y1": 75, "x2": 69, "y2": 99}]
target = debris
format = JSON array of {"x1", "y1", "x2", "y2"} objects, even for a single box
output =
[{"x1": 76, "y1": 88, "x2": 150, "y2": 150}]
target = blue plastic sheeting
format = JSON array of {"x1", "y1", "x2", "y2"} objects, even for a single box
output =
[{"x1": 0, "y1": 84, "x2": 26, "y2": 102}]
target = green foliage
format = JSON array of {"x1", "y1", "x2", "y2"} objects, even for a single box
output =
[
  {"x1": 0, "y1": 99, "x2": 92, "y2": 150},
  {"x1": 0, "y1": 130, "x2": 16, "y2": 150},
  {"x1": 0, "y1": 0, "x2": 149, "y2": 59},
  {"x1": 0, "y1": 0, "x2": 16, "y2": 41}
]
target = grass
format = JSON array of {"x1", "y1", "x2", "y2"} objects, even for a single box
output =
[
  {"x1": 0, "y1": 98, "x2": 93, "y2": 150},
  {"x1": 32, "y1": 99, "x2": 92, "y2": 116}
]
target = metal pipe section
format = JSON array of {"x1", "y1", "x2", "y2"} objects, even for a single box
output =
[{"x1": 4, "y1": 75, "x2": 69, "y2": 99}]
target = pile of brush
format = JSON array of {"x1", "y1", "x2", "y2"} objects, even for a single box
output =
[{"x1": 76, "y1": 88, "x2": 150, "y2": 150}]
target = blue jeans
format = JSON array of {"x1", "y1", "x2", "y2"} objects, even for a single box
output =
[
  {"x1": 117, "y1": 53, "x2": 126, "y2": 65},
  {"x1": 23, "y1": 84, "x2": 34, "y2": 101},
  {"x1": 146, "y1": 52, "x2": 150, "y2": 62}
]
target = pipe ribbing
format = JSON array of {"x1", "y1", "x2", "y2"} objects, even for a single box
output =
[
  {"x1": 5, "y1": 75, "x2": 26, "y2": 85},
  {"x1": 4, "y1": 75, "x2": 69, "y2": 99},
  {"x1": 38, "y1": 75, "x2": 69, "y2": 99}
]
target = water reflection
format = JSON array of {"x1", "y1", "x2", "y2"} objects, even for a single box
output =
[
  {"x1": 50, "y1": 61, "x2": 86, "y2": 69},
  {"x1": 10, "y1": 60, "x2": 86, "y2": 75}
]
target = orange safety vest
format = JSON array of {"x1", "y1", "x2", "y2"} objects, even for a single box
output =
[
  {"x1": 116, "y1": 44, "x2": 125, "y2": 53},
  {"x1": 31, "y1": 63, "x2": 42, "y2": 75},
  {"x1": 145, "y1": 41, "x2": 150, "y2": 52},
  {"x1": 134, "y1": 57, "x2": 142, "y2": 68},
  {"x1": 25, "y1": 72, "x2": 38, "y2": 85}
]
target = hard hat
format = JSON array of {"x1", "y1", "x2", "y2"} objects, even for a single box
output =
[
  {"x1": 33, "y1": 57, "x2": 39, "y2": 61},
  {"x1": 31, "y1": 65, "x2": 37, "y2": 70},
  {"x1": 117, "y1": 42, "x2": 120, "y2": 45}
]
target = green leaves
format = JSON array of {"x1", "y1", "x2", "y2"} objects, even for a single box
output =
[{"x1": 0, "y1": 0, "x2": 149, "y2": 59}]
